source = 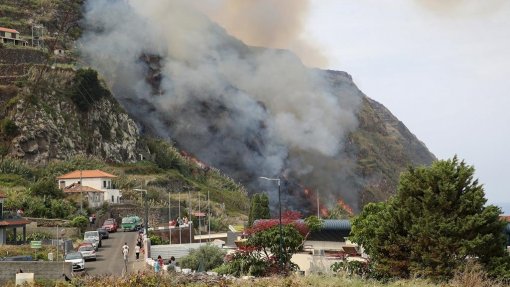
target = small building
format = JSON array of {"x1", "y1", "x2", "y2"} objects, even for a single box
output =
[
  {"x1": 0, "y1": 27, "x2": 28, "y2": 46},
  {"x1": 0, "y1": 192, "x2": 30, "y2": 245},
  {"x1": 304, "y1": 219, "x2": 352, "y2": 253},
  {"x1": 57, "y1": 170, "x2": 122, "y2": 206}
]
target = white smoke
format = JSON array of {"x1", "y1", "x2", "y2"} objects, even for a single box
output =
[{"x1": 80, "y1": 0, "x2": 363, "y2": 212}]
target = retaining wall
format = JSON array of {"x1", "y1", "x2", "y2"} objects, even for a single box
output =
[{"x1": 0, "y1": 261, "x2": 72, "y2": 284}]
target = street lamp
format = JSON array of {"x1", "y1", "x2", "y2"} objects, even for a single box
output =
[
  {"x1": 134, "y1": 189, "x2": 149, "y2": 236},
  {"x1": 259, "y1": 176, "x2": 284, "y2": 272}
]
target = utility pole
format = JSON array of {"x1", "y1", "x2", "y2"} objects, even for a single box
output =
[
  {"x1": 134, "y1": 188, "x2": 148, "y2": 236},
  {"x1": 198, "y1": 193, "x2": 201, "y2": 243},
  {"x1": 179, "y1": 191, "x2": 181, "y2": 244},
  {"x1": 317, "y1": 189, "x2": 320, "y2": 219},
  {"x1": 208, "y1": 189, "x2": 211, "y2": 242},
  {"x1": 188, "y1": 188, "x2": 192, "y2": 244},
  {"x1": 168, "y1": 190, "x2": 172, "y2": 244},
  {"x1": 80, "y1": 170, "x2": 83, "y2": 214}
]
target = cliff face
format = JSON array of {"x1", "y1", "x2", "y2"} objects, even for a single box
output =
[
  {"x1": 352, "y1": 96, "x2": 435, "y2": 206},
  {"x1": 0, "y1": 61, "x2": 144, "y2": 164}
]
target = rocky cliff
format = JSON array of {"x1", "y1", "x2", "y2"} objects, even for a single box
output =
[{"x1": 0, "y1": 55, "x2": 145, "y2": 164}]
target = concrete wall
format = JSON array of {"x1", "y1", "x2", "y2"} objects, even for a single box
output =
[{"x1": 0, "y1": 261, "x2": 72, "y2": 284}]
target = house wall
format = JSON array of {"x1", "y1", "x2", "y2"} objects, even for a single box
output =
[
  {"x1": 58, "y1": 177, "x2": 121, "y2": 204},
  {"x1": 304, "y1": 240, "x2": 347, "y2": 252}
]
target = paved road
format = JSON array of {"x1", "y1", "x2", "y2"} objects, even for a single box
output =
[{"x1": 84, "y1": 231, "x2": 140, "y2": 276}]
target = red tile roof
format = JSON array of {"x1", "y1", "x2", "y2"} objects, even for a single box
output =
[
  {"x1": 500, "y1": 216, "x2": 510, "y2": 222},
  {"x1": 57, "y1": 170, "x2": 117, "y2": 179},
  {"x1": 0, "y1": 27, "x2": 19, "y2": 34},
  {"x1": 0, "y1": 219, "x2": 30, "y2": 226},
  {"x1": 64, "y1": 183, "x2": 104, "y2": 193}
]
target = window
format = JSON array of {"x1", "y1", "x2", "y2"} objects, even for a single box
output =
[
  {"x1": 103, "y1": 181, "x2": 107, "y2": 188},
  {"x1": 0, "y1": 31, "x2": 5, "y2": 37},
  {"x1": 111, "y1": 195, "x2": 114, "y2": 202}
]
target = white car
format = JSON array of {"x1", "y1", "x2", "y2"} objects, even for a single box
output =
[
  {"x1": 78, "y1": 245, "x2": 97, "y2": 261},
  {"x1": 84, "y1": 231, "x2": 102, "y2": 248},
  {"x1": 65, "y1": 252, "x2": 85, "y2": 271}
]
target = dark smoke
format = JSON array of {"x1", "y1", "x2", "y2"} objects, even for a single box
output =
[{"x1": 79, "y1": 0, "x2": 363, "y2": 214}]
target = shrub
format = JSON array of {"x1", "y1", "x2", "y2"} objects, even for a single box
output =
[
  {"x1": 0, "y1": 158, "x2": 33, "y2": 179},
  {"x1": 0, "y1": 118, "x2": 18, "y2": 137},
  {"x1": 217, "y1": 247, "x2": 266, "y2": 277},
  {"x1": 70, "y1": 215, "x2": 88, "y2": 233},
  {"x1": 69, "y1": 68, "x2": 109, "y2": 111},
  {"x1": 179, "y1": 244, "x2": 226, "y2": 272},
  {"x1": 29, "y1": 178, "x2": 64, "y2": 199},
  {"x1": 148, "y1": 231, "x2": 169, "y2": 245}
]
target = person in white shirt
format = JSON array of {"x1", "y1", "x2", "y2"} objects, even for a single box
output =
[{"x1": 122, "y1": 242, "x2": 129, "y2": 260}]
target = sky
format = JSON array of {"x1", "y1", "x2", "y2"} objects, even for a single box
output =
[{"x1": 301, "y1": 0, "x2": 510, "y2": 212}]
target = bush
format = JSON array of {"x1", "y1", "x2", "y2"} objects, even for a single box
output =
[
  {"x1": 217, "y1": 247, "x2": 267, "y2": 277},
  {"x1": 69, "y1": 68, "x2": 109, "y2": 111},
  {"x1": 70, "y1": 215, "x2": 88, "y2": 233},
  {"x1": 1, "y1": 118, "x2": 18, "y2": 136},
  {"x1": 148, "y1": 233, "x2": 168, "y2": 246},
  {"x1": 179, "y1": 244, "x2": 226, "y2": 272},
  {"x1": 29, "y1": 178, "x2": 64, "y2": 199},
  {"x1": 0, "y1": 158, "x2": 33, "y2": 179},
  {"x1": 331, "y1": 260, "x2": 372, "y2": 278}
]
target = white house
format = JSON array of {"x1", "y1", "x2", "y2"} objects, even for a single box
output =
[
  {"x1": 0, "y1": 27, "x2": 28, "y2": 46},
  {"x1": 57, "y1": 170, "x2": 122, "y2": 207}
]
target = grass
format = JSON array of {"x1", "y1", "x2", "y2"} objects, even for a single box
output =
[{"x1": 1, "y1": 271, "x2": 507, "y2": 287}]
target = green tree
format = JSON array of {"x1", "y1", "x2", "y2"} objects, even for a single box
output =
[
  {"x1": 71, "y1": 215, "x2": 88, "y2": 233},
  {"x1": 29, "y1": 178, "x2": 64, "y2": 199},
  {"x1": 70, "y1": 68, "x2": 108, "y2": 111},
  {"x1": 351, "y1": 157, "x2": 509, "y2": 280},
  {"x1": 248, "y1": 193, "x2": 270, "y2": 227}
]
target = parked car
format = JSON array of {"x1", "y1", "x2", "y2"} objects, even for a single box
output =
[
  {"x1": 84, "y1": 230, "x2": 102, "y2": 248},
  {"x1": 82, "y1": 238, "x2": 99, "y2": 251},
  {"x1": 102, "y1": 218, "x2": 118, "y2": 232},
  {"x1": 65, "y1": 252, "x2": 85, "y2": 271},
  {"x1": 77, "y1": 245, "x2": 96, "y2": 261},
  {"x1": 97, "y1": 228, "x2": 109, "y2": 239}
]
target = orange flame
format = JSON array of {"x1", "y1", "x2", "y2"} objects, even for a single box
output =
[
  {"x1": 337, "y1": 198, "x2": 354, "y2": 216},
  {"x1": 320, "y1": 207, "x2": 329, "y2": 217},
  {"x1": 180, "y1": 150, "x2": 208, "y2": 169}
]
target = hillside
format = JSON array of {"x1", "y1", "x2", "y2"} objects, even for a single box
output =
[{"x1": 0, "y1": 0, "x2": 435, "y2": 217}]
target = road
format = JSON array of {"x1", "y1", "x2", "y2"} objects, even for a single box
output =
[{"x1": 84, "y1": 230, "x2": 140, "y2": 276}]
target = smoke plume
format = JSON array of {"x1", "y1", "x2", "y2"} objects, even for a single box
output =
[
  {"x1": 414, "y1": 0, "x2": 509, "y2": 17},
  {"x1": 80, "y1": 0, "x2": 363, "y2": 213},
  {"x1": 196, "y1": 0, "x2": 328, "y2": 68}
]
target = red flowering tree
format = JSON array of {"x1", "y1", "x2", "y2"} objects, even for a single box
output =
[{"x1": 245, "y1": 211, "x2": 322, "y2": 275}]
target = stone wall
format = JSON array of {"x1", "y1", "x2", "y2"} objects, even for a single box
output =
[
  {"x1": 0, "y1": 261, "x2": 72, "y2": 284},
  {"x1": 25, "y1": 222, "x2": 79, "y2": 238},
  {"x1": 0, "y1": 48, "x2": 47, "y2": 64}
]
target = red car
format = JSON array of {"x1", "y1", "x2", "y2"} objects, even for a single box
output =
[{"x1": 102, "y1": 218, "x2": 118, "y2": 232}]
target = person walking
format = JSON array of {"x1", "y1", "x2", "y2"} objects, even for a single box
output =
[
  {"x1": 135, "y1": 244, "x2": 140, "y2": 260},
  {"x1": 122, "y1": 242, "x2": 129, "y2": 254},
  {"x1": 122, "y1": 242, "x2": 129, "y2": 275}
]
